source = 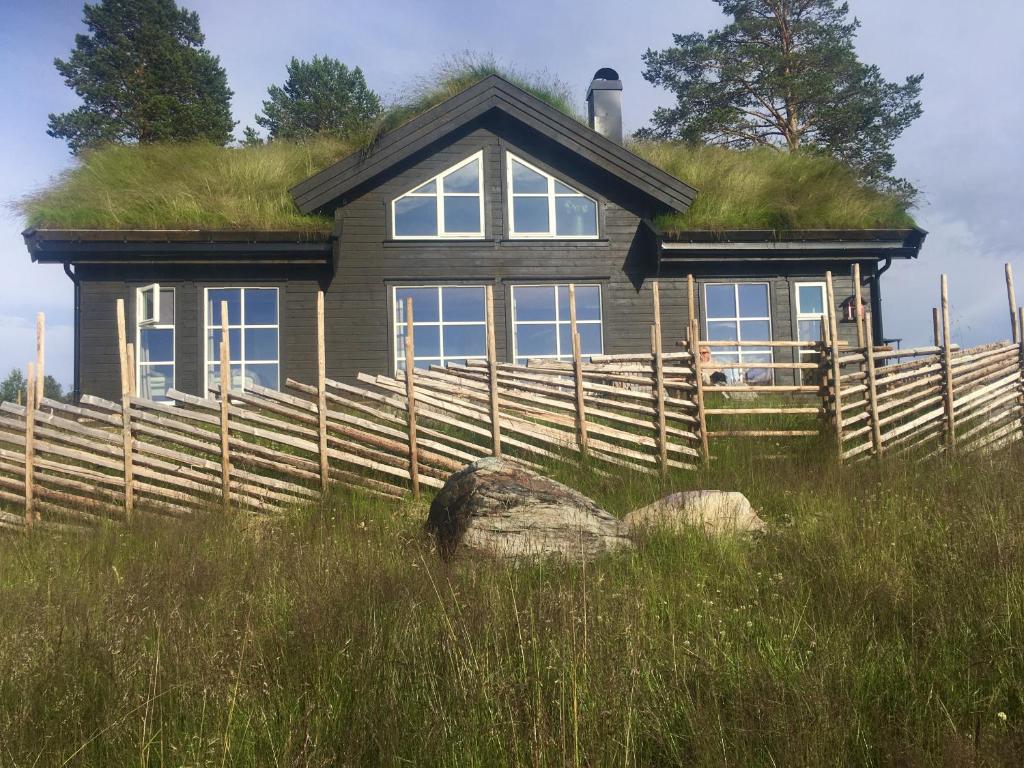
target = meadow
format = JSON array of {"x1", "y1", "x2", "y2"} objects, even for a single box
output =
[{"x1": 1, "y1": 440, "x2": 1022, "y2": 767}]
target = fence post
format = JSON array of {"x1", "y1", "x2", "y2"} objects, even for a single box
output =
[
  {"x1": 568, "y1": 284, "x2": 589, "y2": 456},
  {"x1": 864, "y1": 311, "x2": 883, "y2": 456},
  {"x1": 687, "y1": 274, "x2": 696, "y2": 325},
  {"x1": 35, "y1": 313, "x2": 45, "y2": 403},
  {"x1": 853, "y1": 263, "x2": 865, "y2": 348},
  {"x1": 485, "y1": 284, "x2": 502, "y2": 458},
  {"x1": 126, "y1": 342, "x2": 136, "y2": 396},
  {"x1": 940, "y1": 274, "x2": 956, "y2": 449},
  {"x1": 219, "y1": 301, "x2": 232, "y2": 512},
  {"x1": 825, "y1": 271, "x2": 844, "y2": 461},
  {"x1": 651, "y1": 282, "x2": 667, "y2": 474},
  {"x1": 116, "y1": 299, "x2": 135, "y2": 519},
  {"x1": 688, "y1": 318, "x2": 710, "y2": 464},
  {"x1": 24, "y1": 362, "x2": 36, "y2": 528},
  {"x1": 1006, "y1": 264, "x2": 1019, "y2": 344},
  {"x1": 932, "y1": 308, "x2": 941, "y2": 348},
  {"x1": 316, "y1": 290, "x2": 330, "y2": 493},
  {"x1": 404, "y1": 297, "x2": 421, "y2": 499}
]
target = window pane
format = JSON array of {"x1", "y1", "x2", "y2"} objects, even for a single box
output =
[
  {"x1": 443, "y1": 196, "x2": 480, "y2": 233},
  {"x1": 511, "y1": 159, "x2": 547, "y2": 193},
  {"x1": 395, "y1": 196, "x2": 438, "y2": 237},
  {"x1": 139, "y1": 288, "x2": 156, "y2": 323},
  {"x1": 513, "y1": 197, "x2": 549, "y2": 233},
  {"x1": 245, "y1": 289, "x2": 278, "y2": 325},
  {"x1": 740, "y1": 320, "x2": 771, "y2": 342},
  {"x1": 577, "y1": 324, "x2": 603, "y2": 356},
  {"x1": 443, "y1": 325, "x2": 486, "y2": 358},
  {"x1": 517, "y1": 324, "x2": 557, "y2": 357},
  {"x1": 139, "y1": 328, "x2": 173, "y2": 363},
  {"x1": 411, "y1": 325, "x2": 441, "y2": 358},
  {"x1": 798, "y1": 285, "x2": 825, "y2": 315},
  {"x1": 208, "y1": 329, "x2": 242, "y2": 363},
  {"x1": 799, "y1": 319, "x2": 822, "y2": 342},
  {"x1": 443, "y1": 159, "x2": 479, "y2": 193},
  {"x1": 555, "y1": 196, "x2": 597, "y2": 237},
  {"x1": 554, "y1": 180, "x2": 577, "y2": 194},
  {"x1": 158, "y1": 288, "x2": 175, "y2": 325},
  {"x1": 208, "y1": 289, "x2": 241, "y2": 326},
  {"x1": 574, "y1": 286, "x2": 601, "y2": 321},
  {"x1": 738, "y1": 284, "x2": 769, "y2": 317},
  {"x1": 395, "y1": 287, "x2": 440, "y2": 322},
  {"x1": 208, "y1": 364, "x2": 244, "y2": 391},
  {"x1": 706, "y1": 285, "x2": 737, "y2": 319},
  {"x1": 244, "y1": 364, "x2": 279, "y2": 390},
  {"x1": 410, "y1": 179, "x2": 436, "y2": 195},
  {"x1": 139, "y1": 365, "x2": 174, "y2": 400},
  {"x1": 441, "y1": 287, "x2": 485, "y2": 322},
  {"x1": 245, "y1": 328, "x2": 278, "y2": 361},
  {"x1": 707, "y1": 321, "x2": 738, "y2": 341},
  {"x1": 514, "y1": 286, "x2": 556, "y2": 322},
  {"x1": 558, "y1": 324, "x2": 572, "y2": 357}
]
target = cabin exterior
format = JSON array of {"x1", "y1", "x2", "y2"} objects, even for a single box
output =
[{"x1": 24, "y1": 72, "x2": 925, "y2": 403}]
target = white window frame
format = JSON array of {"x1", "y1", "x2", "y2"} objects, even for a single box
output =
[
  {"x1": 703, "y1": 281, "x2": 775, "y2": 383},
  {"x1": 510, "y1": 283, "x2": 604, "y2": 364},
  {"x1": 391, "y1": 151, "x2": 485, "y2": 240},
  {"x1": 794, "y1": 282, "x2": 827, "y2": 357},
  {"x1": 203, "y1": 287, "x2": 281, "y2": 393},
  {"x1": 506, "y1": 152, "x2": 599, "y2": 240},
  {"x1": 392, "y1": 285, "x2": 489, "y2": 374},
  {"x1": 135, "y1": 286, "x2": 175, "y2": 401}
]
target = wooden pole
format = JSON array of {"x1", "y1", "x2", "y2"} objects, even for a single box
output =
[
  {"x1": 126, "y1": 342, "x2": 136, "y2": 396},
  {"x1": 825, "y1": 271, "x2": 844, "y2": 460},
  {"x1": 24, "y1": 362, "x2": 36, "y2": 527},
  {"x1": 941, "y1": 274, "x2": 956, "y2": 448},
  {"x1": 568, "y1": 284, "x2": 589, "y2": 455},
  {"x1": 651, "y1": 282, "x2": 667, "y2": 474},
  {"x1": 689, "y1": 318, "x2": 710, "y2": 464},
  {"x1": 219, "y1": 301, "x2": 232, "y2": 512},
  {"x1": 853, "y1": 263, "x2": 865, "y2": 348},
  {"x1": 687, "y1": 274, "x2": 696, "y2": 325},
  {"x1": 404, "y1": 297, "x2": 420, "y2": 499},
  {"x1": 35, "y1": 313, "x2": 45, "y2": 403},
  {"x1": 932, "y1": 308, "x2": 941, "y2": 348},
  {"x1": 316, "y1": 290, "x2": 330, "y2": 493},
  {"x1": 485, "y1": 284, "x2": 502, "y2": 458},
  {"x1": 1006, "y1": 264, "x2": 1019, "y2": 343},
  {"x1": 116, "y1": 299, "x2": 134, "y2": 519},
  {"x1": 864, "y1": 311, "x2": 883, "y2": 456}
]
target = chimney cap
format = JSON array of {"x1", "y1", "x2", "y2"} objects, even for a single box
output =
[{"x1": 588, "y1": 68, "x2": 622, "y2": 96}]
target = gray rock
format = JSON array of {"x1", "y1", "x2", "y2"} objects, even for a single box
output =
[
  {"x1": 623, "y1": 490, "x2": 767, "y2": 536},
  {"x1": 426, "y1": 457, "x2": 632, "y2": 560}
]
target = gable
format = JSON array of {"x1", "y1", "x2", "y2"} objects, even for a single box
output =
[{"x1": 290, "y1": 75, "x2": 696, "y2": 216}]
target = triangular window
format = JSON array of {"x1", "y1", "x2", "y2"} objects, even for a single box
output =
[
  {"x1": 507, "y1": 153, "x2": 598, "y2": 239},
  {"x1": 392, "y1": 152, "x2": 484, "y2": 239}
]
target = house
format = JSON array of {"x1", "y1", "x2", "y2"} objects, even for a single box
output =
[{"x1": 23, "y1": 70, "x2": 926, "y2": 403}]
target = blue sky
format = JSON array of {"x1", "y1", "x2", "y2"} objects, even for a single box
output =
[{"x1": 1, "y1": 0, "x2": 1022, "y2": 386}]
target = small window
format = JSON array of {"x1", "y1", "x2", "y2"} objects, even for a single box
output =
[
  {"x1": 392, "y1": 152, "x2": 485, "y2": 239},
  {"x1": 393, "y1": 285, "x2": 488, "y2": 373},
  {"x1": 795, "y1": 283, "x2": 827, "y2": 348},
  {"x1": 507, "y1": 153, "x2": 598, "y2": 239},
  {"x1": 205, "y1": 288, "x2": 280, "y2": 392},
  {"x1": 136, "y1": 286, "x2": 175, "y2": 401},
  {"x1": 704, "y1": 282, "x2": 773, "y2": 384},
  {"x1": 511, "y1": 284, "x2": 603, "y2": 364}
]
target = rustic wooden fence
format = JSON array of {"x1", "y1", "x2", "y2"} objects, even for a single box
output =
[{"x1": 1, "y1": 267, "x2": 1022, "y2": 532}]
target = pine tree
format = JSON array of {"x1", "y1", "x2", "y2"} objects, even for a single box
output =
[
  {"x1": 640, "y1": 0, "x2": 923, "y2": 198},
  {"x1": 48, "y1": 0, "x2": 236, "y2": 153}
]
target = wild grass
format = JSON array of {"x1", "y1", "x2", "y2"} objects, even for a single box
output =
[
  {"x1": 632, "y1": 142, "x2": 916, "y2": 231},
  {"x1": 1, "y1": 443, "x2": 1022, "y2": 766}
]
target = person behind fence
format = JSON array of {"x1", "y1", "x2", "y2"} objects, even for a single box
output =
[{"x1": 699, "y1": 346, "x2": 729, "y2": 386}]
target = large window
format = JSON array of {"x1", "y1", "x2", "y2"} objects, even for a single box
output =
[
  {"x1": 507, "y1": 153, "x2": 598, "y2": 239},
  {"x1": 704, "y1": 282, "x2": 773, "y2": 384},
  {"x1": 393, "y1": 285, "x2": 487, "y2": 372},
  {"x1": 511, "y1": 284, "x2": 603, "y2": 365},
  {"x1": 205, "y1": 288, "x2": 280, "y2": 392},
  {"x1": 136, "y1": 284, "x2": 175, "y2": 402},
  {"x1": 392, "y1": 152, "x2": 484, "y2": 239}
]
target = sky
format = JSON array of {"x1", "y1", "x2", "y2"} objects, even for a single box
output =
[{"x1": 1, "y1": 0, "x2": 1022, "y2": 387}]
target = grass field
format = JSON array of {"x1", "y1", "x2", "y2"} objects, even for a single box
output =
[{"x1": 1, "y1": 442, "x2": 1022, "y2": 766}]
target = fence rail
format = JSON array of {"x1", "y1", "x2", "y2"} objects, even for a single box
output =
[{"x1": 1, "y1": 267, "x2": 1022, "y2": 532}]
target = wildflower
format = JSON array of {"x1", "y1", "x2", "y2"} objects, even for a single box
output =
[
  {"x1": 746, "y1": 621, "x2": 753, "y2": 628},
  {"x1": 998, "y1": 711, "x2": 1008, "y2": 722}
]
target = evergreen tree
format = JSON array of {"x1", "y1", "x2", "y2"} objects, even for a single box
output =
[
  {"x1": 48, "y1": 0, "x2": 236, "y2": 153},
  {"x1": 0, "y1": 370, "x2": 66, "y2": 404},
  {"x1": 252, "y1": 56, "x2": 382, "y2": 141},
  {"x1": 640, "y1": 0, "x2": 923, "y2": 197}
]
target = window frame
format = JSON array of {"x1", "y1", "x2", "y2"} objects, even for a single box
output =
[
  {"x1": 390, "y1": 151, "x2": 486, "y2": 240},
  {"x1": 135, "y1": 285, "x2": 175, "y2": 402},
  {"x1": 506, "y1": 152, "x2": 600, "y2": 240},
  {"x1": 391, "y1": 284, "x2": 489, "y2": 374},
  {"x1": 202, "y1": 287, "x2": 281, "y2": 394},
  {"x1": 794, "y1": 281, "x2": 827, "y2": 357},
  {"x1": 509, "y1": 283, "x2": 604, "y2": 365},
  {"x1": 702, "y1": 281, "x2": 775, "y2": 383}
]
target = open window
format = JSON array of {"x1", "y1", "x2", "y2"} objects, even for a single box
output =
[
  {"x1": 137, "y1": 283, "x2": 162, "y2": 326},
  {"x1": 507, "y1": 153, "x2": 598, "y2": 239},
  {"x1": 391, "y1": 152, "x2": 485, "y2": 239},
  {"x1": 136, "y1": 285, "x2": 175, "y2": 401}
]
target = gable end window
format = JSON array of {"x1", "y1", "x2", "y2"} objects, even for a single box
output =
[
  {"x1": 392, "y1": 152, "x2": 484, "y2": 239},
  {"x1": 507, "y1": 153, "x2": 598, "y2": 239}
]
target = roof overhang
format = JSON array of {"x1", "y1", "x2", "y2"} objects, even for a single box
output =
[
  {"x1": 290, "y1": 75, "x2": 696, "y2": 216},
  {"x1": 655, "y1": 227, "x2": 927, "y2": 264},
  {"x1": 23, "y1": 229, "x2": 334, "y2": 266}
]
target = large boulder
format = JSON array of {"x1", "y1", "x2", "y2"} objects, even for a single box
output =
[
  {"x1": 623, "y1": 490, "x2": 766, "y2": 536},
  {"x1": 426, "y1": 457, "x2": 632, "y2": 560}
]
